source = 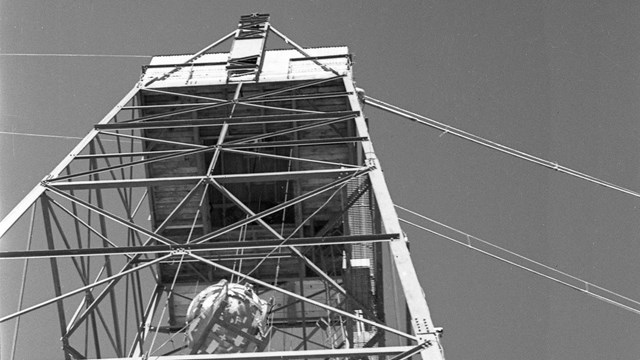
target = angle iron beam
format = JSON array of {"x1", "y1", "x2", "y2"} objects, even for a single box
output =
[
  {"x1": 222, "y1": 148, "x2": 360, "y2": 169},
  {"x1": 130, "y1": 88, "x2": 348, "y2": 115},
  {"x1": 96, "y1": 346, "x2": 418, "y2": 360},
  {"x1": 88, "y1": 297, "x2": 123, "y2": 357},
  {"x1": 94, "y1": 139, "x2": 135, "y2": 229},
  {"x1": 269, "y1": 326, "x2": 328, "y2": 349},
  {"x1": 48, "y1": 198, "x2": 132, "y2": 260},
  {"x1": 75, "y1": 150, "x2": 192, "y2": 159},
  {"x1": 229, "y1": 82, "x2": 244, "y2": 116},
  {"x1": 343, "y1": 77, "x2": 444, "y2": 360},
  {"x1": 247, "y1": 75, "x2": 346, "y2": 101},
  {"x1": 188, "y1": 252, "x2": 418, "y2": 342},
  {"x1": 143, "y1": 30, "x2": 236, "y2": 87},
  {"x1": 389, "y1": 342, "x2": 433, "y2": 360},
  {"x1": 0, "y1": 254, "x2": 170, "y2": 325},
  {"x1": 206, "y1": 123, "x2": 229, "y2": 174},
  {"x1": 192, "y1": 168, "x2": 371, "y2": 244},
  {"x1": 269, "y1": 26, "x2": 342, "y2": 77},
  {"x1": 141, "y1": 87, "x2": 227, "y2": 103},
  {"x1": 47, "y1": 167, "x2": 367, "y2": 190},
  {"x1": 90, "y1": 141, "x2": 124, "y2": 357},
  {"x1": 80, "y1": 159, "x2": 122, "y2": 356},
  {"x1": 233, "y1": 100, "x2": 322, "y2": 114},
  {"x1": 99, "y1": 131, "x2": 207, "y2": 149},
  {"x1": 240, "y1": 90, "x2": 351, "y2": 103},
  {"x1": 52, "y1": 143, "x2": 213, "y2": 182},
  {"x1": 269, "y1": 287, "x2": 329, "y2": 313},
  {"x1": 46, "y1": 200, "x2": 93, "y2": 284},
  {"x1": 143, "y1": 252, "x2": 290, "y2": 264},
  {"x1": 155, "y1": 179, "x2": 208, "y2": 235},
  {"x1": 222, "y1": 136, "x2": 366, "y2": 149},
  {"x1": 0, "y1": 233, "x2": 399, "y2": 259},
  {"x1": 44, "y1": 185, "x2": 178, "y2": 246},
  {"x1": 95, "y1": 111, "x2": 359, "y2": 130},
  {"x1": 62, "y1": 344, "x2": 86, "y2": 360},
  {"x1": 41, "y1": 197, "x2": 72, "y2": 360},
  {"x1": 122, "y1": 101, "x2": 224, "y2": 110},
  {"x1": 64, "y1": 255, "x2": 170, "y2": 339},
  {"x1": 297, "y1": 257, "x2": 308, "y2": 350},
  {"x1": 129, "y1": 284, "x2": 164, "y2": 357},
  {"x1": 293, "y1": 324, "x2": 323, "y2": 351},
  {"x1": 66, "y1": 166, "x2": 89, "y2": 278},
  {"x1": 210, "y1": 177, "x2": 384, "y2": 325},
  {"x1": 122, "y1": 99, "x2": 232, "y2": 124},
  {"x1": 0, "y1": 85, "x2": 141, "y2": 239}
]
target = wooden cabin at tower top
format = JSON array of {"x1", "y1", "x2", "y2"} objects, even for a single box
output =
[{"x1": 135, "y1": 43, "x2": 385, "y2": 336}]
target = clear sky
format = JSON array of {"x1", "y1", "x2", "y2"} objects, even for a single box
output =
[{"x1": 2, "y1": 1, "x2": 640, "y2": 359}]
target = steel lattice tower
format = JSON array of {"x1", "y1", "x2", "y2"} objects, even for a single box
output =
[{"x1": 0, "y1": 14, "x2": 445, "y2": 360}]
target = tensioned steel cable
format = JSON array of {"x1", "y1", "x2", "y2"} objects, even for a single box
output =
[
  {"x1": 0, "y1": 131, "x2": 86, "y2": 141},
  {"x1": 0, "y1": 53, "x2": 151, "y2": 58},
  {"x1": 395, "y1": 204, "x2": 640, "y2": 317},
  {"x1": 365, "y1": 96, "x2": 640, "y2": 200},
  {"x1": 0, "y1": 131, "x2": 120, "y2": 142}
]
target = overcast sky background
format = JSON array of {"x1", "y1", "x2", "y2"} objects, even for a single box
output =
[{"x1": 2, "y1": 1, "x2": 640, "y2": 359}]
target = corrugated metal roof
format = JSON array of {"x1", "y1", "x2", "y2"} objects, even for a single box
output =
[{"x1": 142, "y1": 47, "x2": 351, "y2": 88}]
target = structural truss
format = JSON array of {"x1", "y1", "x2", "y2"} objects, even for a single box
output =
[{"x1": 0, "y1": 14, "x2": 445, "y2": 360}]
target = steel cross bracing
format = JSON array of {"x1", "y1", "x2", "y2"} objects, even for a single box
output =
[{"x1": 0, "y1": 15, "x2": 445, "y2": 360}]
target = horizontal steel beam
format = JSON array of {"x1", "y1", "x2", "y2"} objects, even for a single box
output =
[
  {"x1": 221, "y1": 136, "x2": 366, "y2": 149},
  {"x1": 141, "y1": 252, "x2": 291, "y2": 264},
  {"x1": 221, "y1": 148, "x2": 360, "y2": 168},
  {"x1": 74, "y1": 149, "x2": 193, "y2": 159},
  {"x1": 239, "y1": 90, "x2": 351, "y2": 103},
  {"x1": 0, "y1": 233, "x2": 399, "y2": 259},
  {"x1": 223, "y1": 114, "x2": 356, "y2": 145},
  {"x1": 47, "y1": 167, "x2": 367, "y2": 189},
  {"x1": 122, "y1": 101, "x2": 223, "y2": 110},
  {"x1": 90, "y1": 346, "x2": 418, "y2": 360},
  {"x1": 94, "y1": 111, "x2": 359, "y2": 130}
]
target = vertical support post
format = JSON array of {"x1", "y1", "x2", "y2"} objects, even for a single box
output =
[
  {"x1": 130, "y1": 284, "x2": 164, "y2": 357},
  {"x1": 89, "y1": 141, "x2": 124, "y2": 357},
  {"x1": 41, "y1": 196, "x2": 72, "y2": 360},
  {"x1": 374, "y1": 241, "x2": 386, "y2": 347},
  {"x1": 9, "y1": 204, "x2": 37, "y2": 360},
  {"x1": 342, "y1": 77, "x2": 445, "y2": 359},
  {"x1": 298, "y1": 257, "x2": 308, "y2": 350}
]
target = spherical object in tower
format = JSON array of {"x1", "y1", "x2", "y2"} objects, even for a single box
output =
[{"x1": 185, "y1": 280, "x2": 270, "y2": 354}]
